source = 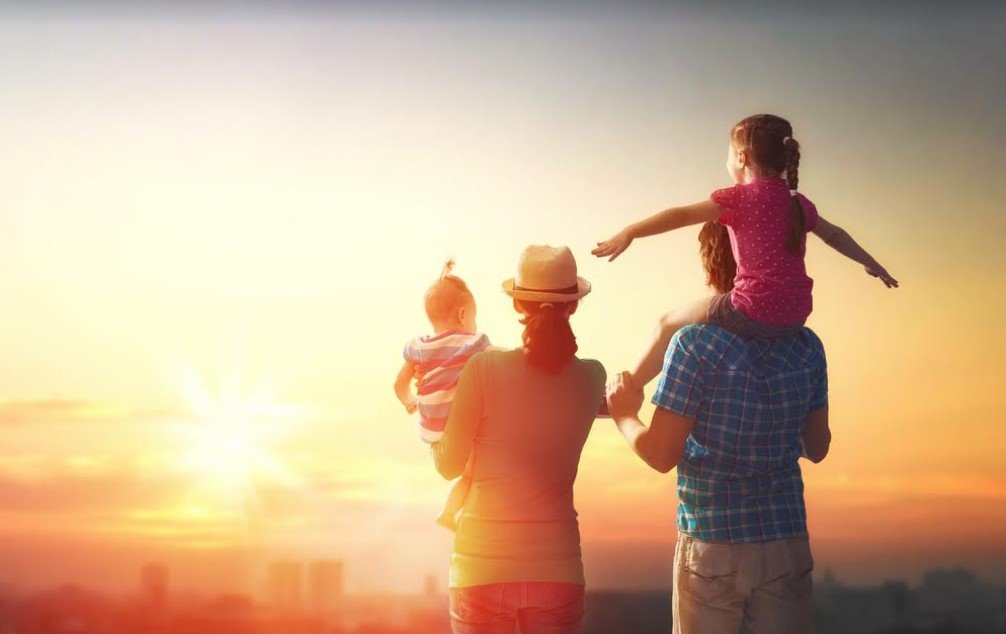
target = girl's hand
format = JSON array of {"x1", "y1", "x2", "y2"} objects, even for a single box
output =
[
  {"x1": 865, "y1": 264, "x2": 899, "y2": 289},
  {"x1": 592, "y1": 229, "x2": 634, "y2": 262},
  {"x1": 403, "y1": 396, "x2": 418, "y2": 415},
  {"x1": 607, "y1": 371, "x2": 644, "y2": 421}
]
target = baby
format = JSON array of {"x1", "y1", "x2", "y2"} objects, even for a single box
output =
[{"x1": 394, "y1": 259, "x2": 492, "y2": 530}]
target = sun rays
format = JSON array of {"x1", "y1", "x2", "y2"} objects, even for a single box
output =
[{"x1": 167, "y1": 362, "x2": 309, "y2": 544}]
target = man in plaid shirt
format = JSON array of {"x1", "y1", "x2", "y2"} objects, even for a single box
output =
[{"x1": 607, "y1": 324, "x2": 831, "y2": 634}]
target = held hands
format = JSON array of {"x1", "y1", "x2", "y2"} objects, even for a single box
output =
[
  {"x1": 592, "y1": 229, "x2": 634, "y2": 262},
  {"x1": 606, "y1": 371, "x2": 644, "y2": 421},
  {"x1": 865, "y1": 264, "x2": 899, "y2": 289}
]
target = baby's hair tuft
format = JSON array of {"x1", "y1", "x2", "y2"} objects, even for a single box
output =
[{"x1": 440, "y1": 257, "x2": 456, "y2": 281}]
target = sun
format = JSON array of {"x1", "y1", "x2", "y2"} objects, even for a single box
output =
[
  {"x1": 172, "y1": 368, "x2": 305, "y2": 507},
  {"x1": 182, "y1": 417, "x2": 261, "y2": 489}
]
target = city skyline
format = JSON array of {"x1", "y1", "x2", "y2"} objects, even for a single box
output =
[{"x1": 0, "y1": 562, "x2": 1002, "y2": 634}]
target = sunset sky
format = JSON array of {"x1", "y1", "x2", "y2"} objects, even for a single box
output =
[{"x1": 1, "y1": 2, "x2": 1004, "y2": 597}]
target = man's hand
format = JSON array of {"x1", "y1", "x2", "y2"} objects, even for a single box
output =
[
  {"x1": 592, "y1": 229, "x2": 634, "y2": 262},
  {"x1": 865, "y1": 264, "x2": 899, "y2": 289},
  {"x1": 607, "y1": 371, "x2": 644, "y2": 421}
]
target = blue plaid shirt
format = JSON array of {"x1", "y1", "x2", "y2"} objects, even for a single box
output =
[{"x1": 652, "y1": 325, "x2": 828, "y2": 542}]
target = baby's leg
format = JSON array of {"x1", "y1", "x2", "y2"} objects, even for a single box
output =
[
  {"x1": 436, "y1": 454, "x2": 474, "y2": 531},
  {"x1": 436, "y1": 477, "x2": 471, "y2": 531},
  {"x1": 630, "y1": 296, "x2": 712, "y2": 388}
]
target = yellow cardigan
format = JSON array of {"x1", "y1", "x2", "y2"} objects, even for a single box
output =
[{"x1": 431, "y1": 349, "x2": 606, "y2": 588}]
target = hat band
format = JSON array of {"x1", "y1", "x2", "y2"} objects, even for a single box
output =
[{"x1": 513, "y1": 282, "x2": 580, "y2": 295}]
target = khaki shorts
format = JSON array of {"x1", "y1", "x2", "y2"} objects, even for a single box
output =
[{"x1": 673, "y1": 534, "x2": 815, "y2": 634}]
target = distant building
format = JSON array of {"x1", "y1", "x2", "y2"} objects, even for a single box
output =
[
  {"x1": 141, "y1": 562, "x2": 169, "y2": 608},
  {"x1": 423, "y1": 574, "x2": 439, "y2": 599},
  {"x1": 15, "y1": 585, "x2": 114, "y2": 634},
  {"x1": 919, "y1": 567, "x2": 978, "y2": 609},
  {"x1": 308, "y1": 560, "x2": 344, "y2": 616},
  {"x1": 268, "y1": 560, "x2": 303, "y2": 613},
  {"x1": 918, "y1": 567, "x2": 999, "y2": 617},
  {"x1": 813, "y1": 570, "x2": 909, "y2": 634},
  {"x1": 817, "y1": 568, "x2": 839, "y2": 605}
]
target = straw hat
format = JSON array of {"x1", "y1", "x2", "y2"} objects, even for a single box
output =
[{"x1": 502, "y1": 245, "x2": 591, "y2": 303}]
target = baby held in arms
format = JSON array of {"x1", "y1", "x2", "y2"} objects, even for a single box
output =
[{"x1": 394, "y1": 259, "x2": 494, "y2": 530}]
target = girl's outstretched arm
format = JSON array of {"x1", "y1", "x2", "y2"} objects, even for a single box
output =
[
  {"x1": 812, "y1": 215, "x2": 899, "y2": 288},
  {"x1": 592, "y1": 199, "x2": 721, "y2": 262}
]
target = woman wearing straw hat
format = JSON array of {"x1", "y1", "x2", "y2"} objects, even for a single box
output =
[{"x1": 431, "y1": 244, "x2": 606, "y2": 634}]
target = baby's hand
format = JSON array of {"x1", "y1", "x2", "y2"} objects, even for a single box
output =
[
  {"x1": 592, "y1": 229, "x2": 634, "y2": 262},
  {"x1": 403, "y1": 396, "x2": 418, "y2": 415},
  {"x1": 865, "y1": 264, "x2": 899, "y2": 289}
]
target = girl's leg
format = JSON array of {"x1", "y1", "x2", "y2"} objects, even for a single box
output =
[{"x1": 629, "y1": 296, "x2": 712, "y2": 389}]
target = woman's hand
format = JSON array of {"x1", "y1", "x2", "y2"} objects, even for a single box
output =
[
  {"x1": 865, "y1": 264, "x2": 899, "y2": 289},
  {"x1": 607, "y1": 371, "x2": 644, "y2": 421},
  {"x1": 592, "y1": 229, "x2": 634, "y2": 262}
]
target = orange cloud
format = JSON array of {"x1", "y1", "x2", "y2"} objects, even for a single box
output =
[{"x1": 0, "y1": 397, "x2": 174, "y2": 425}]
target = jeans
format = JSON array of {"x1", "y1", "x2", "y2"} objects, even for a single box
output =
[
  {"x1": 672, "y1": 534, "x2": 815, "y2": 634},
  {"x1": 449, "y1": 582, "x2": 585, "y2": 634}
]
